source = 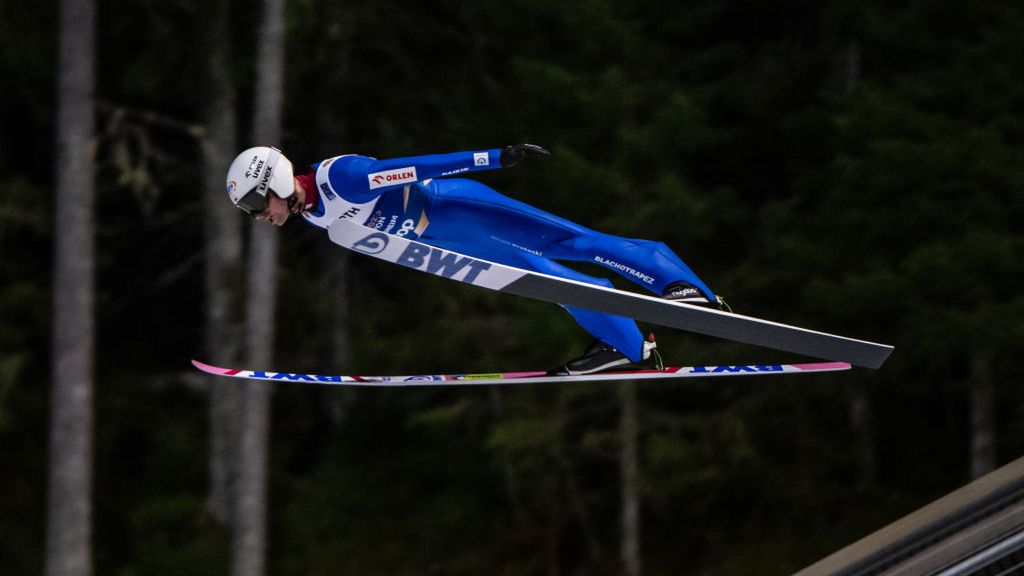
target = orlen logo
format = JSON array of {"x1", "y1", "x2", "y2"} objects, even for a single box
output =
[{"x1": 368, "y1": 167, "x2": 418, "y2": 189}]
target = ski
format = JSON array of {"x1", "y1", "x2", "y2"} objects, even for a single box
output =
[
  {"x1": 327, "y1": 219, "x2": 894, "y2": 368},
  {"x1": 192, "y1": 359, "x2": 851, "y2": 387}
]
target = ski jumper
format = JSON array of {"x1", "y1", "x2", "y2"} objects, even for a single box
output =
[{"x1": 301, "y1": 149, "x2": 717, "y2": 362}]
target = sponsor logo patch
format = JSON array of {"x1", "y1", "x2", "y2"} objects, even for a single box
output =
[
  {"x1": 352, "y1": 232, "x2": 390, "y2": 255},
  {"x1": 473, "y1": 152, "x2": 489, "y2": 166},
  {"x1": 256, "y1": 164, "x2": 274, "y2": 193},
  {"x1": 688, "y1": 365, "x2": 784, "y2": 373},
  {"x1": 594, "y1": 256, "x2": 656, "y2": 285},
  {"x1": 396, "y1": 243, "x2": 492, "y2": 283},
  {"x1": 352, "y1": 232, "x2": 493, "y2": 284},
  {"x1": 319, "y1": 181, "x2": 337, "y2": 200},
  {"x1": 340, "y1": 206, "x2": 362, "y2": 220},
  {"x1": 245, "y1": 156, "x2": 262, "y2": 178},
  {"x1": 368, "y1": 166, "x2": 418, "y2": 189}
]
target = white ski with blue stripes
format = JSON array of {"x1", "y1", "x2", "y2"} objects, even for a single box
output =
[{"x1": 192, "y1": 359, "x2": 852, "y2": 387}]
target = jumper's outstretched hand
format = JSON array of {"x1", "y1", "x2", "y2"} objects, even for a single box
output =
[{"x1": 500, "y1": 144, "x2": 550, "y2": 167}]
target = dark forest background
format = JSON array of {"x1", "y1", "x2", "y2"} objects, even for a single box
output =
[{"x1": 2, "y1": 0, "x2": 1023, "y2": 574}]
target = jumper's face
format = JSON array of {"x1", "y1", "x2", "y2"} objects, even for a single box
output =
[
  {"x1": 253, "y1": 193, "x2": 291, "y2": 226},
  {"x1": 253, "y1": 178, "x2": 300, "y2": 226}
]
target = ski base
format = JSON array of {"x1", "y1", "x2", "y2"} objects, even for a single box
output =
[{"x1": 192, "y1": 359, "x2": 851, "y2": 387}]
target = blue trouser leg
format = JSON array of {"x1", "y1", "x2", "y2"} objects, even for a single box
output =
[
  {"x1": 412, "y1": 178, "x2": 715, "y2": 362},
  {"x1": 501, "y1": 252, "x2": 646, "y2": 362},
  {"x1": 549, "y1": 233, "x2": 716, "y2": 300}
]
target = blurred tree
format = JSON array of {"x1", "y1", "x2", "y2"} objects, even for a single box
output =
[
  {"x1": 235, "y1": 0, "x2": 288, "y2": 574},
  {"x1": 762, "y1": 0, "x2": 1024, "y2": 503},
  {"x1": 837, "y1": 36, "x2": 878, "y2": 490},
  {"x1": 969, "y1": 350, "x2": 995, "y2": 478},
  {"x1": 47, "y1": 0, "x2": 96, "y2": 575},
  {"x1": 618, "y1": 382, "x2": 641, "y2": 576},
  {"x1": 200, "y1": 0, "x2": 245, "y2": 526}
]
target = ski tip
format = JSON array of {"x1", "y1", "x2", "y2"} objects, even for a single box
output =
[
  {"x1": 191, "y1": 359, "x2": 227, "y2": 375},
  {"x1": 192, "y1": 359, "x2": 247, "y2": 378}
]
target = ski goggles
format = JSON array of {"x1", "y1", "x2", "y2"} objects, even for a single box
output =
[
  {"x1": 236, "y1": 188, "x2": 271, "y2": 217},
  {"x1": 237, "y1": 184, "x2": 301, "y2": 218}
]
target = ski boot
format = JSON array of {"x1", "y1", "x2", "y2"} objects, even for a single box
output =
[
  {"x1": 548, "y1": 333, "x2": 663, "y2": 376},
  {"x1": 662, "y1": 280, "x2": 731, "y2": 312}
]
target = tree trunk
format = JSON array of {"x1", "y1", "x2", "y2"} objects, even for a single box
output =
[
  {"x1": 315, "y1": 0, "x2": 355, "y2": 420},
  {"x1": 840, "y1": 40, "x2": 877, "y2": 489},
  {"x1": 842, "y1": 41, "x2": 861, "y2": 95},
  {"x1": 235, "y1": 226, "x2": 276, "y2": 576},
  {"x1": 47, "y1": 0, "x2": 96, "y2": 574},
  {"x1": 847, "y1": 383, "x2": 876, "y2": 490},
  {"x1": 201, "y1": 0, "x2": 243, "y2": 525},
  {"x1": 619, "y1": 383, "x2": 642, "y2": 576},
  {"x1": 968, "y1": 350, "x2": 995, "y2": 479},
  {"x1": 233, "y1": 0, "x2": 286, "y2": 574}
]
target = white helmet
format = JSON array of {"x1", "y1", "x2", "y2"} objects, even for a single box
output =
[{"x1": 225, "y1": 146, "x2": 295, "y2": 216}]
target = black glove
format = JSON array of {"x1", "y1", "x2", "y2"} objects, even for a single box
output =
[{"x1": 500, "y1": 143, "x2": 550, "y2": 167}]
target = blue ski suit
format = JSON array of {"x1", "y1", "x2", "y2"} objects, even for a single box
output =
[{"x1": 301, "y1": 148, "x2": 716, "y2": 362}]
